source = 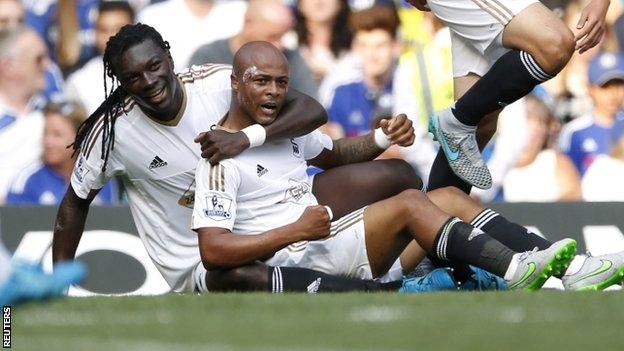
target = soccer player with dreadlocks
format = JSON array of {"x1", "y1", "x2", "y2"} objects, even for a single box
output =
[{"x1": 52, "y1": 23, "x2": 456, "y2": 294}]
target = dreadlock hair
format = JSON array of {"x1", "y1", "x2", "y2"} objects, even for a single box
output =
[{"x1": 71, "y1": 23, "x2": 171, "y2": 172}]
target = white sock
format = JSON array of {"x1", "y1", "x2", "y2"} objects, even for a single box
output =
[
  {"x1": 0, "y1": 241, "x2": 11, "y2": 286},
  {"x1": 503, "y1": 253, "x2": 521, "y2": 281},
  {"x1": 563, "y1": 255, "x2": 588, "y2": 276}
]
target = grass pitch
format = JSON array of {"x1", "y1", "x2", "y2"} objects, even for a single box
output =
[{"x1": 14, "y1": 291, "x2": 622, "y2": 351}]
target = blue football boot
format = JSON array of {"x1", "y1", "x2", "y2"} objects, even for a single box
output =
[
  {"x1": 399, "y1": 268, "x2": 457, "y2": 293},
  {"x1": 0, "y1": 260, "x2": 87, "y2": 307},
  {"x1": 459, "y1": 266, "x2": 507, "y2": 291}
]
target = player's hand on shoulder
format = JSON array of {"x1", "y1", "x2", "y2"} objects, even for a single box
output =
[
  {"x1": 195, "y1": 129, "x2": 250, "y2": 165},
  {"x1": 406, "y1": 0, "x2": 430, "y2": 12},
  {"x1": 575, "y1": 0, "x2": 609, "y2": 54},
  {"x1": 380, "y1": 114, "x2": 415, "y2": 147},
  {"x1": 293, "y1": 205, "x2": 332, "y2": 240}
]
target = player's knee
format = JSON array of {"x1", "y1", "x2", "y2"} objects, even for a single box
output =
[
  {"x1": 397, "y1": 189, "x2": 427, "y2": 214},
  {"x1": 384, "y1": 159, "x2": 423, "y2": 190},
  {"x1": 537, "y1": 29, "x2": 575, "y2": 73},
  {"x1": 437, "y1": 186, "x2": 467, "y2": 201}
]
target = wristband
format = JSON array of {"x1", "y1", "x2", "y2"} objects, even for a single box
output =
[
  {"x1": 241, "y1": 124, "x2": 267, "y2": 148},
  {"x1": 373, "y1": 128, "x2": 391, "y2": 149},
  {"x1": 323, "y1": 206, "x2": 334, "y2": 221}
]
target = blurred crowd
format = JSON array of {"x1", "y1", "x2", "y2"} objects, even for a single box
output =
[{"x1": 1, "y1": 0, "x2": 624, "y2": 206}]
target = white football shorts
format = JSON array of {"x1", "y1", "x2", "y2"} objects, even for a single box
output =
[
  {"x1": 193, "y1": 207, "x2": 404, "y2": 293},
  {"x1": 427, "y1": 0, "x2": 538, "y2": 77},
  {"x1": 266, "y1": 207, "x2": 373, "y2": 279}
]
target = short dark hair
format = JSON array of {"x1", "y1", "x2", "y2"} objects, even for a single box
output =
[
  {"x1": 98, "y1": 1, "x2": 136, "y2": 23},
  {"x1": 348, "y1": 5, "x2": 399, "y2": 39}
]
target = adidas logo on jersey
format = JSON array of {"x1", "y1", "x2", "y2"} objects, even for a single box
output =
[
  {"x1": 257, "y1": 164, "x2": 268, "y2": 177},
  {"x1": 149, "y1": 156, "x2": 168, "y2": 169}
]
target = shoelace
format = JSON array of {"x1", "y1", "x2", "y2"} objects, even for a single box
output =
[{"x1": 517, "y1": 247, "x2": 539, "y2": 262}]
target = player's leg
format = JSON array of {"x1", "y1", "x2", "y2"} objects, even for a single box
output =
[
  {"x1": 313, "y1": 160, "x2": 457, "y2": 292},
  {"x1": 427, "y1": 58, "x2": 501, "y2": 192},
  {"x1": 427, "y1": 187, "x2": 551, "y2": 251},
  {"x1": 362, "y1": 190, "x2": 446, "y2": 278},
  {"x1": 427, "y1": 187, "x2": 624, "y2": 290},
  {"x1": 426, "y1": 73, "x2": 503, "y2": 286},
  {"x1": 200, "y1": 261, "x2": 401, "y2": 293},
  {"x1": 398, "y1": 240, "x2": 428, "y2": 275},
  {"x1": 362, "y1": 189, "x2": 576, "y2": 290},
  {"x1": 312, "y1": 159, "x2": 422, "y2": 219},
  {"x1": 452, "y1": 3, "x2": 574, "y2": 127},
  {"x1": 427, "y1": 0, "x2": 574, "y2": 188}
]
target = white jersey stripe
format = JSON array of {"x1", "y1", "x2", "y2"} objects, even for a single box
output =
[
  {"x1": 331, "y1": 208, "x2": 365, "y2": 228},
  {"x1": 218, "y1": 164, "x2": 224, "y2": 192},
  {"x1": 486, "y1": 0, "x2": 514, "y2": 18},
  {"x1": 329, "y1": 210, "x2": 364, "y2": 236},
  {"x1": 84, "y1": 122, "x2": 106, "y2": 159},
  {"x1": 82, "y1": 116, "x2": 105, "y2": 155},
  {"x1": 471, "y1": 0, "x2": 511, "y2": 24}
]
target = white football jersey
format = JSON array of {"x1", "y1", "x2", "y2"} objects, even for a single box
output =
[
  {"x1": 192, "y1": 130, "x2": 332, "y2": 235},
  {"x1": 71, "y1": 64, "x2": 232, "y2": 292}
]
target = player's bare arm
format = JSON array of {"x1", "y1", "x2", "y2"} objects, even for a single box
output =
[
  {"x1": 196, "y1": 89, "x2": 327, "y2": 164},
  {"x1": 52, "y1": 186, "x2": 98, "y2": 263},
  {"x1": 196, "y1": 205, "x2": 331, "y2": 269},
  {"x1": 263, "y1": 88, "x2": 328, "y2": 139},
  {"x1": 575, "y1": 0, "x2": 610, "y2": 53},
  {"x1": 309, "y1": 114, "x2": 415, "y2": 169}
]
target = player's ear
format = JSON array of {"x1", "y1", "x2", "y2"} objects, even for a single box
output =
[{"x1": 231, "y1": 74, "x2": 239, "y2": 92}]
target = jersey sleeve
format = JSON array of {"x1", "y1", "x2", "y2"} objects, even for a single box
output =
[
  {"x1": 192, "y1": 160, "x2": 241, "y2": 231},
  {"x1": 70, "y1": 126, "x2": 120, "y2": 199},
  {"x1": 300, "y1": 130, "x2": 333, "y2": 160}
]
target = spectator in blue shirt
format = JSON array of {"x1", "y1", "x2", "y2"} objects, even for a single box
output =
[
  {"x1": 319, "y1": 5, "x2": 437, "y2": 178},
  {"x1": 558, "y1": 52, "x2": 624, "y2": 176},
  {"x1": 6, "y1": 102, "x2": 118, "y2": 205},
  {"x1": 322, "y1": 5, "x2": 400, "y2": 137},
  {"x1": 24, "y1": 0, "x2": 99, "y2": 74},
  {"x1": 0, "y1": 0, "x2": 64, "y2": 107}
]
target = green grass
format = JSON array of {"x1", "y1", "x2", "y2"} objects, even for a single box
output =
[{"x1": 13, "y1": 291, "x2": 622, "y2": 351}]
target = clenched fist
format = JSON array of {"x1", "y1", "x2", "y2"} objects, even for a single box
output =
[
  {"x1": 379, "y1": 113, "x2": 415, "y2": 147},
  {"x1": 195, "y1": 129, "x2": 250, "y2": 165},
  {"x1": 292, "y1": 205, "x2": 332, "y2": 241}
]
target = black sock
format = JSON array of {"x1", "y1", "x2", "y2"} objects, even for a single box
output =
[
  {"x1": 453, "y1": 50, "x2": 553, "y2": 126},
  {"x1": 426, "y1": 149, "x2": 471, "y2": 193},
  {"x1": 432, "y1": 217, "x2": 515, "y2": 277},
  {"x1": 470, "y1": 209, "x2": 551, "y2": 251},
  {"x1": 268, "y1": 266, "x2": 401, "y2": 293},
  {"x1": 424, "y1": 255, "x2": 474, "y2": 282},
  {"x1": 470, "y1": 209, "x2": 565, "y2": 277},
  {"x1": 425, "y1": 152, "x2": 473, "y2": 279}
]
